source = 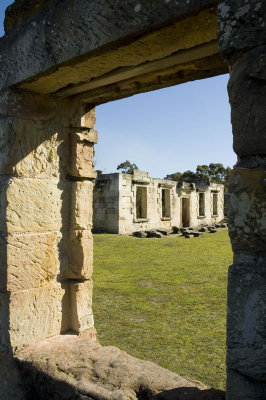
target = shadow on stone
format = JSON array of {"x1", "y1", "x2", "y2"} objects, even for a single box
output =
[{"x1": 154, "y1": 387, "x2": 225, "y2": 400}]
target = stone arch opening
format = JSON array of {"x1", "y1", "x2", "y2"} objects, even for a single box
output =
[{"x1": 91, "y1": 74, "x2": 231, "y2": 390}]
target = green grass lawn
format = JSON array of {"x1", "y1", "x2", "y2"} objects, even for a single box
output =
[{"x1": 92, "y1": 230, "x2": 233, "y2": 390}]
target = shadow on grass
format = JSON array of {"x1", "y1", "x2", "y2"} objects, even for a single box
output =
[{"x1": 154, "y1": 387, "x2": 225, "y2": 400}]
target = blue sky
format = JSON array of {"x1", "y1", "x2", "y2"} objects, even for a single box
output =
[{"x1": 0, "y1": 2, "x2": 234, "y2": 178}]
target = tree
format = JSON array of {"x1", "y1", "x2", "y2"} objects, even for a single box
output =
[
  {"x1": 165, "y1": 163, "x2": 232, "y2": 187},
  {"x1": 117, "y1": 160, "x2": 138, "y2": 174},
  {"x1": 164, "y1": 172, "x2": 183, "y2": 181}
]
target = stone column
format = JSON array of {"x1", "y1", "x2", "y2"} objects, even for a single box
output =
[
  {"x1": 0, "y1": 89, "x2": 96, "y2": 353},
  {"x1": 218, "y1": 2, "x2": 266, "y2": 399},
  {"x1": 66, "y1": 100, "x2": 97, "y2": 335}
]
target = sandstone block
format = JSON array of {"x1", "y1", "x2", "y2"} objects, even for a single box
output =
[
  {"x1": 0, "y1": 232, "x2": 62, "y2": 292},
  {"x1": 60, "y1": 230, "x2": 93, "y2": 280},
  {"x1": 0, "y1": 118, "x2": 68, "y2": 178},
  {"x1": 71, "y1": 181, "x2": 93, "y2": 230},
  {"x1": 72, "y1": 129, "x2": 98, "y2": 144},
  {"x1": 0, "y1": 283, "x2": 71, "y2": 350},
  {"x1": 0, "y1": 177, "x2": 70, "y2": 233},
  {"x1": 70, "y1": 280, "x2": 94, "y2": 333},
  {"x1": 70, "y1": 106, "x2": 96, "y2": 129},
  {"x1": 69, "y1": 130, "x2": 97, "y2": 178},
  {"x1": 15, "y1": 336, "x2": 211, "y2": 400}
]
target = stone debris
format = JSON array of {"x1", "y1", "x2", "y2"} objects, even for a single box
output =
[
  {"x1": 184, "y1": 231, "x2": 202, "y2": 238},
  {"x1": 147, "y1": 230, "x2": 163, "y2": 238},
  {"x1": 133, "y1": 231, "x2": 148, "y2": 238},
  {"x1": 171, "y1": 226, "x2": 180, "y2": 234},
  {"x1": 157, "y1": 228, "x2": 171, "y2": 236},
  {"x1": 191, "y1": 232, "x2": 202, "y2": 237},
  {"x1": 133, "y1": 223, "x2": 228, "y2": 239}
]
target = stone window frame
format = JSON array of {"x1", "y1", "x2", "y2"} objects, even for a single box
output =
[
  {"x1": 158, "y1": 183, "x2": 174, "y2": 221},
  {"x1": 212, "y1": 191, "x2": 219, "y2": 217},
  {"x1": 198, "y1": 192, "x2": 206, "y2": 218},
  {"x1": 161, "y1": 188, "x2": 172, "y2": 220},
  {"x1": 133, "y1": 184, "x2": 149, "y2": 222}
]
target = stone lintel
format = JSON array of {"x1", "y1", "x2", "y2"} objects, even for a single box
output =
[{"x1": 0, "y1": 2, "x2": 226, "y2": 100}]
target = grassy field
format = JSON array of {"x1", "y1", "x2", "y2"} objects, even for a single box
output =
[{"x1": 92, "y1": 230, "x2": 233, "y2": 391}]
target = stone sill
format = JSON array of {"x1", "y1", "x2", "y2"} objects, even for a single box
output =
[
  {"x1": 161, "y1": 217, "x2": 171, "y2": 221},
  {"x1": 212, "y1": 215, "x2": 218, "y2": 217},
  {"x1": 134, "y1": 218, "x2": 149, "y2": 223},
  {"x1": 197, "y1": 216, "x2": 206, "y2": 219}
]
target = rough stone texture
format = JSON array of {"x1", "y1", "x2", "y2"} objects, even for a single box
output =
[
  {"x1": 15, "y1": 335, "x2": 225, "y2": 400},
  {"x1": 0, "y1": 117, "x2": 69, "y2": 178},
  {"x1": 71, "y1": 181, "x2": 94, "y2": 231},
  {"x1": 0, "y1": 283, "x2": 71, "y2": 351},
  {"x1": 218, "y1": 2, "x2": 266, "y2": 157},
  {"x1": 228, "y1": 168, "x2": 266, "y2": 254},
  {"x1": 61, "y1": 230, "x2": 93, "y2": 280},
  {"x1": 0, "y1": 232, "x2": 61, "y2": 292},
  {"x1": 93, "y1": 171, "x2": 224, "y2": 234},
  {"x1": 69, "y1": 106, "x2": 97, "y2": 130},
  {"x1": 0, "y1": 1, "x2": 221, "y2": 93},
  {"x1": 226, "y1": 264, "x2": 266, "y2": 398},
  {"x1": 0, "y1": 89, "x2": 96, "y2": 351},
  {"x1": 70, "y1": 280, "x2": 94, "y2": 333},
  {"x1": 69, "y1": 130, "x2": 98, "y2": 178},
  {"x1": 218, "y1": 1, "x2": 266, "y2": 61},
  {"x1": 0, "y1": 177, "x2": 70, "y2": 234},
  {"x1": 0, "y1": 3, "x2": 227, "y2": 107},
  {"x1": 218, "y1": 3, "x2": 266, "y2": 398},
  {"x1": 4, "y1": 0, "x2": 53, "y2": 32},
  {"x1": 226, "y1": 46, "x2": 266, "y2": 156},
  {"x1": 226, "y1": 369, "x2": 266, "y2": 400}
]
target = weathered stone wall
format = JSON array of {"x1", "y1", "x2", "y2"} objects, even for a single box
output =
[
  {"x1": 218, "y1": 1, "x2": 266, "y2": 398},
  {"x1": 178, "y1": 181, "x2": 224, "y2": 229},
  {"x1": 93, "y1": 171, "x2": 224, "y2": 234},
  {"x1": 93, "y1": 173, "x2": 120, "y2": 233},
  {"x1": 0, "y1": 90, "x2": 96, "y2": 351},
  {"x1": 118, "y1": 172, "x2": 179, "y2": 234}
]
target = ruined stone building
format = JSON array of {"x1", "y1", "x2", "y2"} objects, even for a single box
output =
[
  {"x1": 0, "y1": 1, "x2": 266, "y2": 399},
  {"x1": 93, "y1": 170, "x2": 224, "y2": 234}
]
